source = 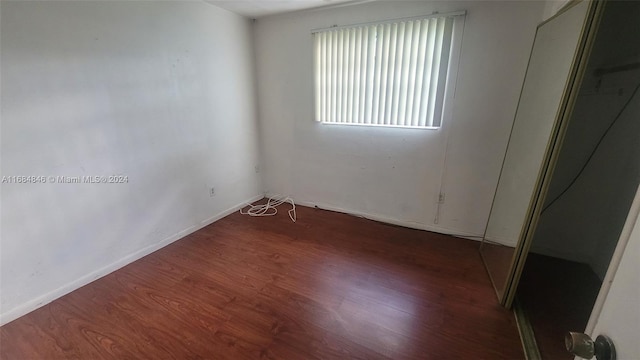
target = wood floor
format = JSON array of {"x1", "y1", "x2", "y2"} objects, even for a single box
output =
[{"x1": 1, "y1": 204, "x2": 524, "y2": 359}]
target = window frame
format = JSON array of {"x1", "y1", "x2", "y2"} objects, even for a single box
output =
[{"x1": 311, "y1": 11, "x2": 466, "y2": 130}]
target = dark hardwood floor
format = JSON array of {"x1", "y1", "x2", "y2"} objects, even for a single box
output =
[
  {"x1": 1, "y1": 204, "x2": 524, "y2": 359},
  {"x1": 517, "y1": 253, "x2": 602, "y2": 360}
]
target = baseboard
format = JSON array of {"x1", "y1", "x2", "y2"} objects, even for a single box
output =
[
  {"x1": 267, "y1": 194, "x2": 484, "y2": 241},
  {"x1": 0, "y1": 194, "x2": 263, "y2": 326},
  {"x1": 483, "y1": 235, "x2": 519, "y2": 248}
]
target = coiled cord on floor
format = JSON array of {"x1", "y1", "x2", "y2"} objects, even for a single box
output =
[{"x1": 240, "y1": 195, "x2": 297, "y2": 222}]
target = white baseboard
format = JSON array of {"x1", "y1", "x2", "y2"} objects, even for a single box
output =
[
  {"x1": 0, "y1": 194, "x2": 263, "y2": 326},
  {"x1": 265, "y1": 193, "x2": 484, "y2": 241},
  {"x1": 483, "y1": 235, "x2": 519, "y2": 248}
]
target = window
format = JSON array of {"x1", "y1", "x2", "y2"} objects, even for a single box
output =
[{"x1": 313, "y1": 12, "x2": 464, "y2": 129}]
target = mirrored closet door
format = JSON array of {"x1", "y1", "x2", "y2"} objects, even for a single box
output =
[{"x1": 479, "y1": 0, "x2": 603, "y2": 304}]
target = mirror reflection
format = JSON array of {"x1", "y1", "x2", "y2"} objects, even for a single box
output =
[
  {"x1": 480, "y1": 1, "x2": 591, "y2": 300},
  {"x1": 516, "y1": 1, "x2": 640, "y2": 356}
]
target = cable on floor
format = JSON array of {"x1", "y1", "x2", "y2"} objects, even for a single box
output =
[{"x1": 240, "y1": 195, "x2": 296, "y2": 222}]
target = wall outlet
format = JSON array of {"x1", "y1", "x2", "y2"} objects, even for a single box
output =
[
  {"x1": 210, "y1": 187, "x2": 216, "y2": 197},
  {"x1": 438, "y1": 193, "x2": 446, "y2": 204},
  {"x1": 254, "y1": 164, "x2": 260, "y2": 173}
]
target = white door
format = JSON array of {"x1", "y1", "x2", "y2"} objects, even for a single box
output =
[{"x1": 583, "y1": 185, "x2": 640, "y2": 358}]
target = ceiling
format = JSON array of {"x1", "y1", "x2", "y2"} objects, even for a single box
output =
[{"x1": 205, "y1": 0, "x2": 366, "y2": 18}]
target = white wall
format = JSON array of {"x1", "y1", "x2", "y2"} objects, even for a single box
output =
[
  {"x1": 0, "y1": 1, "x2": 262, "y2": 324},
  {"x1": 542, "y1": 0, "x2": 571, "y2": 21},
  {"x1": 254, "y1": 1, "x2": 544, "y2": 237},
  {"x1": 530, "y1": 1, "x2": 640, "y2": 279}
]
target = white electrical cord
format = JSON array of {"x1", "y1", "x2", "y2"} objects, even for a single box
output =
[{"x1": 240, "y1": 195, "x2": 297, "y2": 222}]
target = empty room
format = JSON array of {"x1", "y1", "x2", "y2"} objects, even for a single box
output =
[{"x1": 1, "y1": 0, "x2": 638, "y2": 359}]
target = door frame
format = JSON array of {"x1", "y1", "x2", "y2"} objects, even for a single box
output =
[{"x1": 585, "y1": 184, "x2": 640, "y2": 333}]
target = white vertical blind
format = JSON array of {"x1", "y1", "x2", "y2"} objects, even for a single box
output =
[{"x1": 313, "y1": 15, "x2": 456, "y2": 128}]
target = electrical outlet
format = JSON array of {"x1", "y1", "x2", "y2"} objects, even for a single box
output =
[
  {"x1": 210, "y1": 187, "x2": 216, "y2": 197},
  {"x1": 438, "y1": 193, "x2": 445, "y2": 204},
  {"x1": 254, "y1": 165, "x2": 260, "y2": 173}
]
